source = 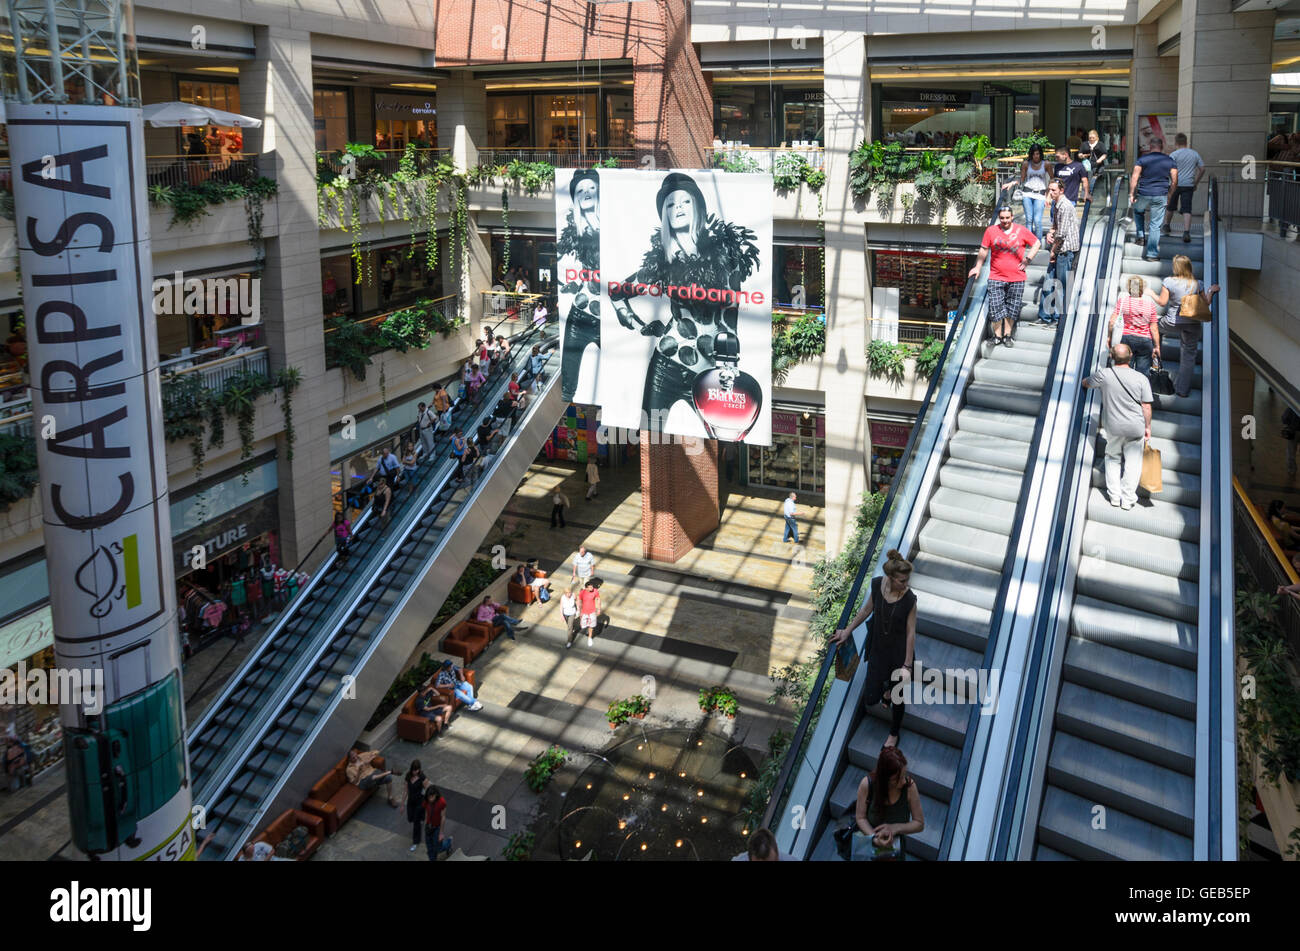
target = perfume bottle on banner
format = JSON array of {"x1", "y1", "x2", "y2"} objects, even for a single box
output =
[{"x1": 691, "y1": 332, "x2": 762, "y2": 441}]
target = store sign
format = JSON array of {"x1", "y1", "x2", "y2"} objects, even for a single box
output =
[
  {"x1": 880, "y1": 87, "x2": 972, "y2": 105},
  {"x1": 9, "y1": 105, "x2": 173, "y2": 651},
  {"x1": 772, "y1": 409, "x2": 824, "y2": 437},
  {"x1": 1070, "y1": 95, "x2": 1096, "y2": 108},
  {"x1": 871, "y1": 420, "x2": 913, "y2": 449},
  {"x1": 0, "y1": 605, "x2": 54, "y2": 672},
  {"x1": 802, "y1": 90, "x2": 825, "y2": 102},
  {"x1": 983, "y1": 81, "x2": 1034, "y2": 97},
  {"x1": 375, "y1": 95, "x2": 437, "y2": 120},
  {"x1": 173, "y1": 494, "x2": 278, "y2": 574},
  {"x1": 595, "y1": 169, "x2": 774, "y2": 444}
]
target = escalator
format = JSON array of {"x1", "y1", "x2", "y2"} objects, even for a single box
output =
[
  {"x1": 767, "y1": 183, "x2": 1114, "y2": 860},
  {"x1": 187, "y1": 320, "x2": 565, "y2": 859},
  {"x1": 1005, "y1": 183, "x2": 1236, "y2": 860}
]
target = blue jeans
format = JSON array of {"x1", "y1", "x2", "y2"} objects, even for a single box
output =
[
  {"x1": 1121, "y1": 334, "x2": 1154, "y2": 379},
  {"x1": 1132, "y1": 195, "x2": 1167, "y2": 258},
  {"x1": 783, "y1": 515, "x2": 799, "y2": 543},
  {"x1": 1037, "y1": 250, "x2": 1074, "y2": 322},
  {"x1": 1022, "y1": 193, "x2": 1046, "y2": 239},
  {"x1": 452, "y1": 682, "x2": 476, "y2": 706},
  {"x1": 425, "y1": 824, "x2": 452, "y2": 860},
  {"x1": 495, "y1": 613, "x2": 519, "y2": 639}
]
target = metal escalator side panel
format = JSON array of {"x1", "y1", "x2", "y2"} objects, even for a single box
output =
[
  {"x1": 203, "y1": 356, "x2": 565, "y2": 859},
  {"x1": 784, "y1": 283, "x2": 994, "y2": 860},
  {"x1": 1195, "y1": 188, "x2": 1236, "y2": 861}
]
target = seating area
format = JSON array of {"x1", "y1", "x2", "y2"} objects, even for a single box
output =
[
  {"x1": 396, "y1": 668, "x2": 478, "y2": 743},
  {"x1": 508, "y1": 569, "x2": 549, "y2": 605},
  {"x1": 252, "y1": 809, "x2": 325, "y2": 861},
  {"x1": 302, "y1": 754, "x2": 388, "y2": 836},
  {"x1": 441, "y1": 619, "x2": 495, "y2": 665}
]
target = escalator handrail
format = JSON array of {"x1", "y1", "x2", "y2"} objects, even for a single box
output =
[
  {"x1": 187, "y1": 320, "x2": 555, "y2": 790},
  {"x1": 990, "y1": 183, "x2": 1125, "y2": 859},
  {"x1": 759, "y1": 184, "x2": 1013, "y2": 837},
  {"x1": 937, "y1": 183, "x2": 1105, "y2": 858},
  {"x1": 203, "y1": 342, "x2": 563, "y2": 856}
]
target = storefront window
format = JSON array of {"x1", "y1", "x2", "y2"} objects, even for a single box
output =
[
  {"x1": 315, "y1": 87, "x2": 351, "y2": 153},
  {"x1": 178, "y1": 80, "x2": 245, "y2": 159},
  {"x1": 871, "y1": 249, "x2": 973, "y2": 320},
  {"x1": 782, "y1": 89, "x2": 824, "y2": 145},
  {"x1": 773, "y1": 244, "x2": 824, "y2": 309},
  {"x1": 321, "y1": 252, "x2": 355, "y2": 319},
  {"x1": 1099, "y1": 87, "x2": 1129, "y2": 166},
  {"x1": 869, "y1": 418, "x2": 914, "y2": 493},
  {"x1": 487, "y1": 94, "x2": 532, "y2": 148},
  {"x1": 536, "y1": 93, "x2": 598, "y2": 153},
  {"x1": 879, "y1": 85, "x2": 991, "y2": 145},
  {"x1": 1069, "y1": 84, "x2": 1098, "y2": 150},
  {"x1": 374, "y1": 92, "x2": 437, "y2": 151},
  {"x1": 747, "y1": 408, "x2": 824, "y2": 493},
  {"x1": 321, "y1": 239, "x2": 447, "y2": 322},
  {"x1": 152, "y1": 270, "x2": 259, "y2": 357},
  {"x1": 605, "y1": 93, "x2": 634, "y2": 149},
  {"x1": 491, "y1": 235, "x2": 557, "y2": 297}
]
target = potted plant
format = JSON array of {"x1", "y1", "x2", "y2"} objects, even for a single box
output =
[
  {"x1": 698, "y1": 686, "x2": 717, "y2": 714},
  {"x1": 607, "y1": 694, "x2": 652, "y2": 729},
  {"x1": 502, "y1": 830, "x2": 535, "y2": 861},
  {"x1": 700, "y1": 685, "x2": 738, "y2": 719},
  {"x1": 524, "y1": 745, "x2": 568, "y2": 793}
]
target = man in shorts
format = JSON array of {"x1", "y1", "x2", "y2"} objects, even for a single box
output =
[
  {"x1": 577, "y1": 580, "x2": 601, "y2": 648},
  {"x1": 1163, "y1": 132, "x2": 1204, "y2": 244},
  {"x1": 345, "y1": 748, "x2": 399, "y2": 807},
  {"x1": 968, "y1": 205, "x2": 1040, "y2": 347}
]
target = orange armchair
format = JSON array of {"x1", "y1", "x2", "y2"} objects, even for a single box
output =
[
  {"x1": 396, "y1": 670, "x2": 479, "y2": 743},
  {"x1": 302, "y1": 753, "x2": 387, "y2": 836},
  {"x1": 508, "y1": 569, "x2": 549, "y2": 605},
  {"x1": 253, "y1": 809, "x2": 324, "y2": 860},
  {"x1": 441, "y1": 619, "x2": 493, "y2": 665}
]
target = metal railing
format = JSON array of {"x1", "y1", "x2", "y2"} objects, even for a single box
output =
[
  {"x1": 481, "y1": 289, "x2": 544, "y2": 325},
  {"x1": 710, "y1": 145, "x2": 825, "y2": 171},
  {"x1": 144, "y1": 153, "x2": 262, "y2": 189},
  {"x1": 1233, "y1": 478, "x2": 1300, "y2": 662},
  {"x1": 316, "y1": 148, "x2": 451, "y2": 179},
  {"x1": 1214, "y1": 160, "x2": 1300, "y2": 232},
  {"x1": 475, "y1": 147, "x2": 637, "y2": 168},
  {"x1": 160, "y1": 347, "x2": 270, "y2": 409}
]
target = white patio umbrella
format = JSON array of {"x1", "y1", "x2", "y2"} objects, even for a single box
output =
[{"x1": 142, "y1": 101, "x2": 262, "y2": 128}]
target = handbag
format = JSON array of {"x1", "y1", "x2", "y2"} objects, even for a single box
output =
[
  {"x1": 1140, "y1": 441, "x2": 1164, "y2": 494},
  {"x1": 1179, "y1": 288, "x2": 1211, "y2": 321},
  {"x1": 1149, "y1": 355, "x2": 1176, "y2": 396}
]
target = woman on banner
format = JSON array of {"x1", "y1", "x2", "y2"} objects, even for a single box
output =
[
  {"x1": 558, "y1": 170, "x2": 602, "y2": 401},
  {"x1": 609, "y1": 172, "x2": 761, "y2": 429}
]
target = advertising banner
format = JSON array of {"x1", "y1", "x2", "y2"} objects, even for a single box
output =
[
  {"x1": 555, "y1": 168, "x2": 603, "y2": 404},
  {"x1": 1138, "y1": 114, "x2": 1168, "y2": 156},
  {"x1": 596, "y1": 169, "x2": 773, "y2": 444}
]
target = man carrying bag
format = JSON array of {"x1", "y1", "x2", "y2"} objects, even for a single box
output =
[{"x1": 1082, "y1": 342, "x2": 1154, "y2": 511}]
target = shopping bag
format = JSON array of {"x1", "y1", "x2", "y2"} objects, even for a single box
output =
[
  {"x1": 1179, "y1": 290, "x2": 1212, "y2": 322},
  {"x1": 1139, "y1": 441, "x2": 1163, "y2": 494},
  {"x1": 1149, "y1": 358, "x2": 1176, "y2": 396},
  {"x1": 833, "y1": 637, "x2": 860, "y2": 683}
]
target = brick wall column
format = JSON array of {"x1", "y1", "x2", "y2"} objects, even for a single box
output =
[
  {"x1": 823, "y1": 30, "x2": 870, "y2": 555},
  {"x1": 240, "y1": 27, "x2": 332, "y2": 568},
  {"x1": 641, "y1": 436, "x2": 719, "y2": 562},
  {"x1": 631, "y1": 0, "x2": 712, "y2": 167}
]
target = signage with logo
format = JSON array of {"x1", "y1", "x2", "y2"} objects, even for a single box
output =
[
  {"x1": 375, "y1": 95, "x2": 437, "y2": 120},
  {"x1": 173, "y1": 494, "x2": 278, "y2": 574},
  {"x1": 801, "y1": 90, "x2": 825, "y2": 102},
  {"x1": 870, "y1": 419, "x2": 914, "y2": 449},
  {"x1": 880, "y1": 87, "x2": 973, "y2": 106},
  {"x1": 0, "y1": 605, "x2": 54, "y2": 671},
  {"x1": 1070, "y1": 95, "x2": 1096, "y2": 108}
]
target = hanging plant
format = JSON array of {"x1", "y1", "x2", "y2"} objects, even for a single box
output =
[
  {"x1": 379, "y1": 358, "x2": 388, "y2": 412},
  {"x1": 501, "y1": 189, "x2": 511, "y2": 273},
  {"x1": 425, "y1": 185, "x2": 439, "y2": 273},
  {"x1": 324, "y1": 316, "x2": 374, "y2": 382},
  {"x1": 275, "y1": 366, "x2": 302, "y2": 461},
  {"x1": 455, "y1": 179, "x2": 469, "y2": 322},
  {"x1": 220, "y1": 370, "x2": 275, "y2": 483}
]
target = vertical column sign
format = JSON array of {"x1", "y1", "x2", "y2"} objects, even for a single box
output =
[{"x1": 9, "y1": 104, "x2": 189, "y2": 859}]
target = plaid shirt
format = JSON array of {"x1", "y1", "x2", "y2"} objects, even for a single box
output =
[{"x1": 1050, "y1": 197, "x2": 1081, "y2": 254}]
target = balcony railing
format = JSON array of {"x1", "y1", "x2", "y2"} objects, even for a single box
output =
[
  {"x1": 316, "y1": 148, "x2": 451, "y2": 180},
  {"x1": 475, "y1": 147, "x2": 638, "y2": 169},
  {"x1": 480, "y1": 290, "x2": 545, "y2": 331},
  {"x1": 160, "y1": 346, "x2": 270, "y2": 400},
  {"x1": 323, "y1": 293, "x2": 461, "y2": 337},
  {"x1": 711, "y1": 144, "x2": 825, "y2": 172},
  {"x1": 145, "y1": 154, "x2": 262, "y2": 189},
  {"x1": 1214, "y1": 160, "x2": 1300, "y2": 232},
  {"x1": 870, "y1": 316, "x2": 953, "y2": 347}
]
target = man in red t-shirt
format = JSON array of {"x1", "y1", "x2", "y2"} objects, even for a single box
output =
[
  {"x1": 578, "y1": 581, "x2": 601, "y2": 648},
  {"x1": 424, "y1": 787, "x2": 454, "y2": 860},
  {"x1": 968, "y1": 206, "x2": 1040, "y2": 347}
]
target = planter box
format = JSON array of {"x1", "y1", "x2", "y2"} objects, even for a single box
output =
[
  {"x1": 858, "y1": 182, "x2": 994, "y2": 227},
  {"x1": 317, "y1": 180, "x2": 439, "y2": 234}
]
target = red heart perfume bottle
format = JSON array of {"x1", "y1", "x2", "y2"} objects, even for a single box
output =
[{"x1": 691, "y1": 332, "x2": 762, "y2": 441}]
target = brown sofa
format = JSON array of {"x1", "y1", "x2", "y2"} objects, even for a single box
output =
[
  {"x1": 395, "y1": 669, "x2": 478, "y2": 743},
  {"x1": 441, "y1": 618, "x2": 494, "y2": 664},
  {"x1": 508, "y1": 569, "x2": 549, "y2": 605},
  {"x1": 253, "y1": 808, "x2": 325, "y2": 860},
  {"x1": 302, "y1": 753, "x2": 387, "y2": 836}
]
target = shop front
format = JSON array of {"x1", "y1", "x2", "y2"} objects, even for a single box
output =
[
  {"x1": 871, "y1": 247, "x2": 974, "y2": 322},
  {"x1": 746, "y1": 405, "x2": 825, "y2": 493},
  {"x1": 1068, "y1": 84, "x2": 1128, "y2": 165},
  {"x1": 315, "y1": 87, "x2": 352, "y2": 153},
  {"x1": 172, "y1": 459, "x2": 287, "y2": 656},
  {"x1": 869, "y1": 417, "x2": 915, "y2": 493},
  {"x1": 0, "y1": 595, "x2": 61, "y2": 788},
  {"x1": 875, "y1": 83, "x2": 1041, "y2": 147},
  {"x1": 176, "y1": 77, "x2": 246, "y2": 161},
  {"x1": 374, "y1": 92, "x2": 438, "y2": 150},
  {"x1": 485, "y1": 88, "x2": 632, "y2": 153},
  {"x1": 490, "y1": 232, "x2": 558, "y2": 299},
  {"x1": 321, "y1": 235, "x2": 448, "y2": 321},
  {"x1": 712, "y1": 80, "x2": 825, "y2": 146}
]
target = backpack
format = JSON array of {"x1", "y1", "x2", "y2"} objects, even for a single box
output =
[{"x1": 538, "y1": 586, "x2": 551, "y2": 603}]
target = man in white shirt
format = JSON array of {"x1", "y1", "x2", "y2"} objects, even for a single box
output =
[
  {"x1": 572, "y1": 545, "x2": 595, "y2": 584},
  {"x1": 1164, "y1": 132, "x2": 1205, "y2": 244},
  {"x1": 1081, "y1": 343, "x2": 1153, "y2": 511},
  {"x1": 782, "y1": 492, "x2": 799, "y2": 544},
  {"x1": 416, "y1": 401, "x2": 437, "y2": 457}
]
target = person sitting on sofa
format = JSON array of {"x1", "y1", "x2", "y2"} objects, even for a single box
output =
[
  {"x1": 512, "y1": 562, "x2": 552, "y2": 595},
  {"x1": 475, "y1": 595, "x2": 524, "y2": 640},
  {"x1": 416, "y1": 685, "x2": 452, "y2": 734},
  {"x1": 437, "y1": 660, "x2": 483, "y2": 711},
  {"x1": 346, "y1": 748, "x2": 399, "y2": 808}
]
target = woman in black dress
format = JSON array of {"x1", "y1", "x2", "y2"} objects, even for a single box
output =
[
  {"x1": 831, "y1": 549, "x2": 918, "y2": 747},
  {"x1": 609, "y1": 172, "x2": 760, "y2": 425},
  {"x1": 557, "y1": 170, "x2": 601, "y2": 401},
  {"x1": 404, "y1": 760, "x2": 431, "y2": 852}
]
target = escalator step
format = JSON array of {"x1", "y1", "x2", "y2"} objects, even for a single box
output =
[
  {"x1": 1076, "y1": 555, "x2": 1198, "y2": 624},
  {"x1": 1069, "y1": 594, "x2": 1197, "y2": 670},
  {"x1": 948, "y1": 431, "x2": 1031, "y2": 472},
  {"x1": 1037, "y1": 785, "x2": 1192, "y2": 861},
  {"x1": 928, "y1": 486, "x2": 1017, "y2": 538},
  {"x1": 1055, "y1": 682, "x2": 1195, "y2": 775},
  {"x1": 919, "y1": 517, "x2": 1010, "y2": 573},
  {"x1": 847, "y1": 718, "x2": 959, "y2": 803},
  {"x1": 936, "y1": 457, "x2": 1025, "y2": 502},
  {"x1": 1089, "y1": 464, "x2": 1201, "y2": 508},
  {"x1": 910, "y1": 553, "x2": 1003, "y2": 609},
  {"x1": 1046, "y1": 733, "x2": 1194, "y2": 836},
  {"x1": 955, "y1": 406, "x2": 1036, "y2": 444},
  {"x1": 1061, "y1": 635, "x2": 1196, "y2": 718},
  {"x1": 1084, "y1": 487, "x2": 1201, "y2": 543},
  {"x1": 1079, "y1": 518, "x2": 1199, "y2": 581}
]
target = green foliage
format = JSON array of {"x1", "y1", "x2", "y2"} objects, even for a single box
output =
[
  {"x1": 867, "y1": 338, "x2": 910, "y2": 385},
  {"x1": 220, "y1": 370, "x2": 276, "y2": 480},
  {"x1": 711, "y1": 151, "x2": 761, "y2": 173},
  {"x1": 771, "y1": 312, "x2": 826, "y2": 385},
  {"x1": 502, "y1": 830, "x2": 536, "y2": 861},
  {"x1": 1236, "y1": 579, "x2": 1300, "y2": 786},
  {"x1": 524, "y1": 745, "x2": 569, "y2": 793},
  {"x1": 849, "y1": 134, "x2": 1000, "y2": 219},
  {"x1": 148, "y1": 177, "x2": 279, "y2": 229},
  {"x1": 606, "y1": 694, "x2": 652, "y2": 726},
  {"x1": 324, "y1": 316, "x2": 375, "y2": 382},
  {"x1": 913, "y1": 335, "x2": 945, "y2": 380},
  {"x1": 0, "y1": 432, "x2": 39, "y2": 512},
  {"x1": 1005, "y1": 130, "x2": 1055, "y2": 156},
  {"x1": 770, "y1": 151, "x2": 827, "y2": 194},
  {"x1": 466, "y1": 160, "x2": 556, "y2": 196},
  {"x1": 594, "y1": 156, "x2": 622, "y2": 168},
  {"x1": 275, "y1": 367, "x2": 302, "y2": 461},
  {"x1": 698, "y1": 685, "x2": 738, "y2": 717}
]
